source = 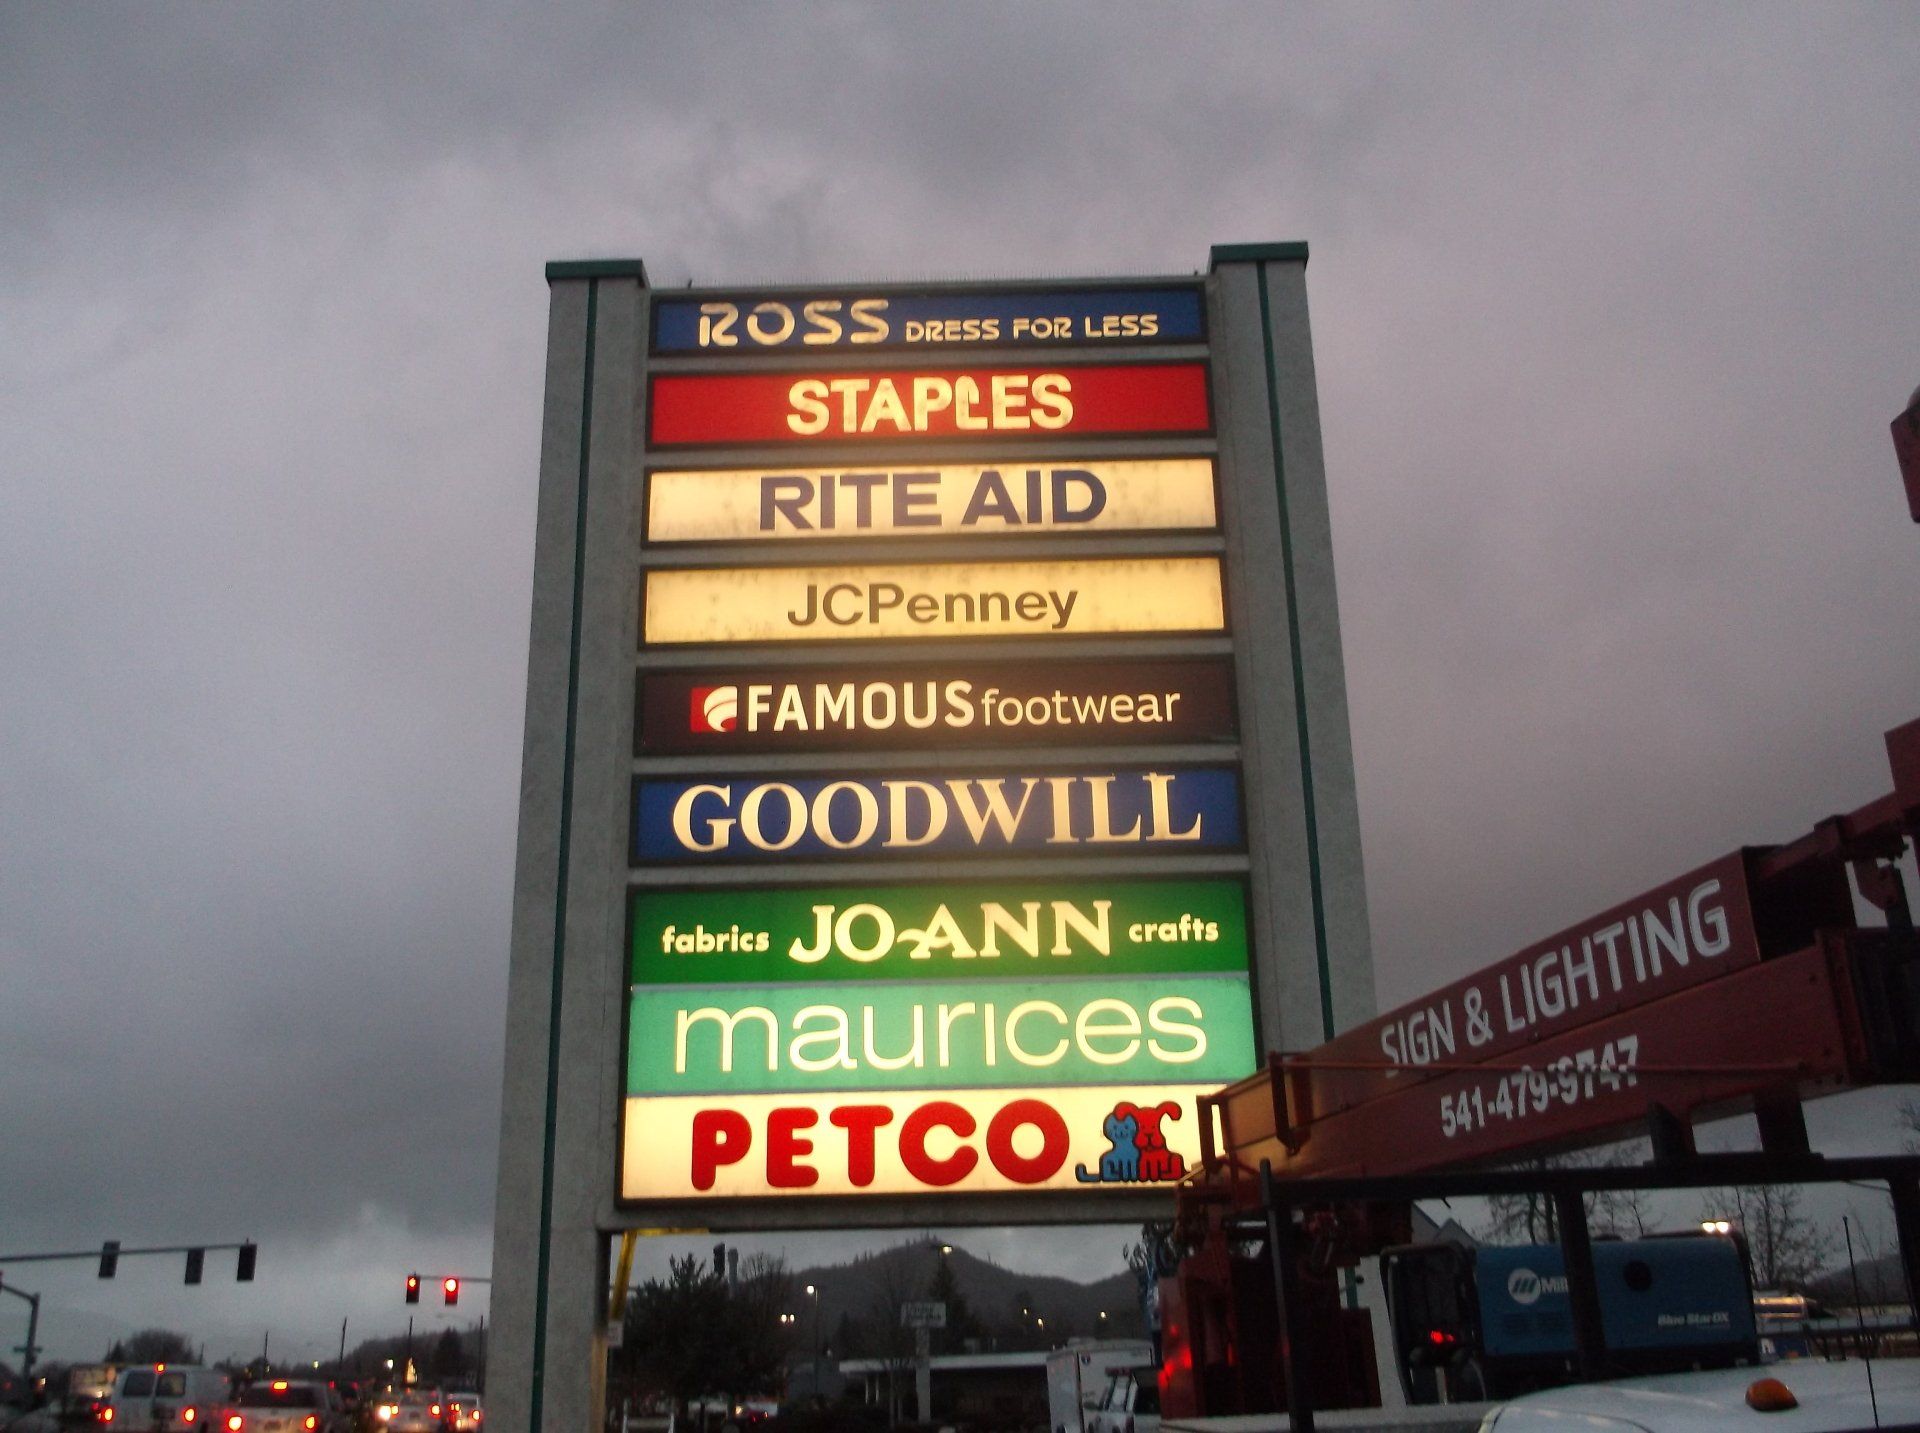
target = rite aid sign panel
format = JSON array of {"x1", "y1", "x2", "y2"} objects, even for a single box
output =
[
  {"x1": 651, "y1": 286, "x2": 1205, "y2": 354},
  {"x1": 644, "y1": 458, "x2": 1218, "y2": 543},
  {"x1": 636, "y1": 658, "x2": 1239, "y2": 755}
]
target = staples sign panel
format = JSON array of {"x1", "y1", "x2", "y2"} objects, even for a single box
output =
[{"x1": 647, "y1": 364, "x2": 1210, "y2": 446}]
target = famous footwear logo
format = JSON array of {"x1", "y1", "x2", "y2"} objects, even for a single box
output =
[{"x1": 690, "y1": 686, "x2": 739, "y2": 733}]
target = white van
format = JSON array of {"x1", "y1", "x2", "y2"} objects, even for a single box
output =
[{"x1": 105, "y1": 1366, "x2": 232, "y2": 1433}]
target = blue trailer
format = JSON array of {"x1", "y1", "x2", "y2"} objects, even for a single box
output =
[{"x1": 1383, "y1": 1236, "x2": 1758, "y2": 1403}]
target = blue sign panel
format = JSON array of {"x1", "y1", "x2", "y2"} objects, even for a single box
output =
[
  {"x1": 634, "y1": 767, "x2": 1242, "y2": 862},
  {"x1": 652, "y1": 287, "x2": 1205, "y2": 355}
]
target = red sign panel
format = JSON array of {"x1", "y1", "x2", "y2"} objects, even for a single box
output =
[
  {"x1": 1221, "y1": 943, "x2": 1856, "y2": 1180},
  {"x1": 648, "y1": 364, "x2": 1211, "y2": 447},
  {"x1": 1299, "y1": 853, "x2": 1763, "y2": 1123}
]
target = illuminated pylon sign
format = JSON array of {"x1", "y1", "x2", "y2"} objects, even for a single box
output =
[{"x1": 491, "y1": 249, "x2": 1376, "y2": 1433}]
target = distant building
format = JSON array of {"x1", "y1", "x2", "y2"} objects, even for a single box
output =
[{"x1": 838, "y1": 1350, "x2": 1048, "y2": 1426}]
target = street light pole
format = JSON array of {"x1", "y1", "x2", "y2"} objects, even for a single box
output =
[{"x1": 805, "y1": 1285, "x2": 821, "y2": 1400}]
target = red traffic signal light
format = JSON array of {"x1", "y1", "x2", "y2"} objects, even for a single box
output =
[
  {"x1": 405, "y1": 1274, "x2": 420, "y2": 1305},
  {"x1": 442, "y1": 1277, "x2": 459, "y2": 1306}
]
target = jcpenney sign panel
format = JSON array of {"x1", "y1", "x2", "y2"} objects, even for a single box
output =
[
  {"x1": 632, "y1": 767, "x2": 1243, "y2": 863},
  {"x1": 637, "y1": 659, "x2": 1238, "y2": 754}
]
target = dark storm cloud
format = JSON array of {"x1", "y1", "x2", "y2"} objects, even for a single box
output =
[{"x1": 3, "y1": 1, "x2": 1917, "y2": 1354}]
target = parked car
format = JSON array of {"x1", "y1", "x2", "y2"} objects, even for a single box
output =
[
  {"x1": 103, "y1": 1367, "x2": 231, "y2": 1433},
  {"x1": 220, "y1": 1381, "x2": 345, "y2": 1433},
  {"x1": 1089, "y1": 1366, "x2": 1159, "y2": 1433}
]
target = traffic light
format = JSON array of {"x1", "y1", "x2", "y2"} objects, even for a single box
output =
[
  {"x1": 185, "y1": 1248, "x2": 205, "y2": 1285},
  {"x1": 405, "y1": 1274, "x2": 420, "y2": 1305},
  {"x1": 236, "y1": 1243, "x2": 257, "y2": 1282},
  {"x1": 98, "y1": 1241, "x2": 120, "y2": 1279},
  {"x1": 442, "y1": 1277, "x2": 459, "y2": 1307}
]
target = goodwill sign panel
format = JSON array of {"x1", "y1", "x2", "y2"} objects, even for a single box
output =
[
  {"x1": 651, "y1": 286, "x2": 1205, "y2": 354},
  {"x1": 642, "y1": 557, "x2": 1226, "y2": 644},
  {"x1": 632, "y1": 768, "x2": 1244, "y2": 862},
  {"x1": 647, "y1": 364, "x2": 1210, "y2": 446},
  {"x1": 619, "y1": 1084, "x2": 1216, "y2": 1200},
  {"x1": 644, "y1": 458, "x2": 1218, "y2": 542},
  {"x1": 636, "y1": 658, "x2": 1239, "y2": 755}
]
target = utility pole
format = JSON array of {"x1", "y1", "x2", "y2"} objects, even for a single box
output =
[{"x1": 339, "y1": 1318, "x2": 348, "y2": 1368}]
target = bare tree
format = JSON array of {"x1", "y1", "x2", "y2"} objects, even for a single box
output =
[
  {"x1": 1701, "y1": 1184, "x2": 1835, "y2": 1290},
  {"x1": 1479, "y1": 1144, "x2": 1654, "y2": 1244}
]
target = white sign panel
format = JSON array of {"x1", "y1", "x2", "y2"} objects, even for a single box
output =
[{"x1": 646, "y1": 459, "x2": 1218, "y2": 542}]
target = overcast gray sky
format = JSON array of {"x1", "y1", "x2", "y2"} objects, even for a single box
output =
[{"x1": 3, "y1": 1, "x2": 1917, "y2": 1366}]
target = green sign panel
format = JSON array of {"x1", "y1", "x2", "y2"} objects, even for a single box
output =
[
  {"x1": 630, "y1": 878, "x2": 1249, "y2": 984},
  {"x1": 627, "y1": 974, "x2": 1257, "y2": 1095}
]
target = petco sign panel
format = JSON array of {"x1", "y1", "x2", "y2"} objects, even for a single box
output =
[{"x1": 620, "y1": 1084, "x2": 1215, "y2": 1201}]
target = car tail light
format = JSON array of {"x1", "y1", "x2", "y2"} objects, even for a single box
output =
[
  {"x1": 430, "y1": 1407, "x2": 440, "y2": 1418},
  {"x1": 303, "y1": 1418, "x2": 317, "y2": 1430},
  {"x1": 184, "y1": 1409, "x2": 198, "y2": 1424},
  {"x1": 472, "y1": 1414, "x2": 480, "y2": 1424},
  {"x1": 101, "y1": 1410, "x2": 116, "y2": 1424},
  {"x1": 227, "y1": 1415, "x2": 244, "y2": 1432}
]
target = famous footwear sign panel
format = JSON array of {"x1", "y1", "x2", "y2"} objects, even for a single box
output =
[
  {"x1": 632, "y1": 768, "x2": 1243, "y2": 863},
  {"x1": 637, "y1": 659, "x2": 1238, "y2": 754}
]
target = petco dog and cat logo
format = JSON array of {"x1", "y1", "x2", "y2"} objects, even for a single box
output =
[
  {"x1": 1506, "y1": 1267, "x2": 1569, "y2": 1306},
  {"x1": 1074, "y1": 1100, "x2": 1188, "y2": 1185},
  {"x1": 690, "y1": 686, "x2": 739, "y2": 734}
]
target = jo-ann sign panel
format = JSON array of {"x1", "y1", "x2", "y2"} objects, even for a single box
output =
[
  {"x1": 645, "y1": 459, "x2": 1218, "y2": 542},
  {"x1": 621, "y1": 878, "x2": 1255, "y2": 1199},
  {"x1": 643, "y1": 557, "x2": 1225, "y2": 644}
]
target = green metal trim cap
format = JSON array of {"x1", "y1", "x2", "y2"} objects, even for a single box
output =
[
  {"x1": 1209, "y1": 242, "x2": 1309, "y2": 269},
  {"x1": 545, "y1": 259, "x2": 650, "y2": 284}
]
